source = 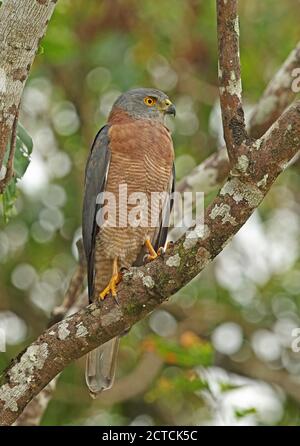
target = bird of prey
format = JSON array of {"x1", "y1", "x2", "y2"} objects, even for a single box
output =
[{"x1": 82, "y1": 88, "x2": 176, "y2": 396}]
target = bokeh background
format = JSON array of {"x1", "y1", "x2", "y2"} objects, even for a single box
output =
[{"x1": 1, "y1": 0, "x2": 300, "y2": 426}]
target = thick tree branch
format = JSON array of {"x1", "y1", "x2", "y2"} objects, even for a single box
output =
[
  {"x1": 12, "y1": 377, "x2": 59, "y2": 427},
  {"x1": 1, "y1": 100, "x2": 300, "y2": 425},
  {"x1": 216, "y1": 0, "x2": 248, "y2": 163},
  {"x1": 0, "y1": 0, "x2": 58, "y2": 180}
]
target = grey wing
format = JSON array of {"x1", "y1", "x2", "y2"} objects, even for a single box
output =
[
  {"x1": 82, "y1": 125, "x2": 111, "y2": 302},
  {"x1": 153, "y1": 162, "x2": 175, "y2": 252}
]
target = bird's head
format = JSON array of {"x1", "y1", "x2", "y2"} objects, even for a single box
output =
[{"x1": 110, "y1": 88, "x2": 176, "y2": 123}]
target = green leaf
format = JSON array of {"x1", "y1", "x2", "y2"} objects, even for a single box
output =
[
  {"x1": 220, "y1": 381, "x2": 244, "y2": 392},
  {"x1": 143, "y1": 335, "x2": 214, "y2": 367},
  {"x1": 1, "y1": 122, "x2": 33, "y2": 222},
  {"x1": 146, "y1": 373, "x2": 208, "y2": 404},
  {"x1": 235, "y1": 407, "x2": 257, "y2": 419},
  {"x1": 13, "y1": 123, "x2": 33, "y2": 179},
  {"x1": 37, "y1": 45, "x2": 44, "y2": 55},
  {"x1": 1, "y1": 181, "x2": 17, "y2": 223}
]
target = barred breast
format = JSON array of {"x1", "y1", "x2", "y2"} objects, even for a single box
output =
[{"x1": 94, "y1": 119, "x2": 173, "y2": 295}]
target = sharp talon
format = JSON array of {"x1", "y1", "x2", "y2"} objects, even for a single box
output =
[
  {"x1": 121, "y1": 327, "x2": 131, "y2": 337},
  {"x1": 113, "y1": 294, "x2": 120, "y2": 306},
  {"x1": 144, "y1": 252, "x2": 158, "y2": 263},
  {"x1": 166, "y1": 241, "x2": 174, "y2": 249},
  {"x1": 147, "y1": 253, "x2": 158, "y2": 261},
  {"x1": 157, "y1": 247, "x2": 165, "y2": 256},
  {"x1": 144, "y1": 239, "x2": 163, "y2": 263}
]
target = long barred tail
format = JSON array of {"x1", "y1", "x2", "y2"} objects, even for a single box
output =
[{"x1": 85, "y1": 336, "x2": 120, "y2": 397}]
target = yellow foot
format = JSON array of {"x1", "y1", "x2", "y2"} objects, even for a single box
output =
[
  {"x1": 145, "y1": 239, "x2": 164, "y2": 262},
  {"x1": 147, "y1": 254, "x2": 157, "y2": 261},
  {"x1": 99, "y1": 273, "x2": 122, "y2": 300}
]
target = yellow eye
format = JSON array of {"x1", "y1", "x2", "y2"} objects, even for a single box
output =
[{"x1": 144, "y1": 96, "x2": 156, "y2": 107}]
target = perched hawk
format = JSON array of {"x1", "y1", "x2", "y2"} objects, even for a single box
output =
[{"x1": 82, "y1": 88, "x2": 176, "y2": 396}]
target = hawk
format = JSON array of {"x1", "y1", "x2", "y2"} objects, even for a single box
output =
[{"x1": 82, "y1": 88, "x2": 176, "y2": 396}]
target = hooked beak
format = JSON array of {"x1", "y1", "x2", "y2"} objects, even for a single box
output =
[
  {"x1": 165, "y1": 103, "x2": 176, "y2": 117},
  {"x1": 161, "y1": 99, "x2": 176, "y2": 117}
]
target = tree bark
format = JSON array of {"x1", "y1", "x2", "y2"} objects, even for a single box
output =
[
  {"x1": 216, "y1": 0, "x2": 248, "y2": 164},
  {"x1": 0, "y1": 0, "x2": 58, "y2": 174}
]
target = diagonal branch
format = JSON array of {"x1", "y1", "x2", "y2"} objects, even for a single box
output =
[{"x1": 1, "y1": 100, "x2": 299, "y2": 425}]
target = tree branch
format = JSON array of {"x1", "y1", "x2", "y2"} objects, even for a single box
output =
[
  {"x1": 216, "y1": 0, "x2": 248, "y2": 163},
  {"x1": 0, "y1": 0, "x2": 58, "y2": 182},
  {"x1": 0, "y1": 99, "x2": 300, "y2": 425},
  {"x1": 12, "y1": 377, "x2": 59, "y2": 427},
  {"x1": 0, "y1": 106, "x2": 19, "y2": 194}
]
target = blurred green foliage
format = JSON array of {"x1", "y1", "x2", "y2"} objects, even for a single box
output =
[
  {"x1": 142, "y1": 335, "x2": 213, "y2": 367},
  {"x1": 0, "y1": 0, "x2": 300, "y2": 426}
]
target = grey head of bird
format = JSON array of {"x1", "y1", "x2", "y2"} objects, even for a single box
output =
[{"x1": 110, "y1": 88, "x2": 176, "y2": 123}]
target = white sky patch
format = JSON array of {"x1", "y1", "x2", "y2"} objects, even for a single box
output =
[
  {"x1": 0, "y1": 328, "x2": 6, "y2": 352},
  {"x1": 251, "y1": 329, "x2": 281, "y2": 362},
  {"x1": 212, "y1": 322, "x2": 243, "y2": 355},
  {"x1": 216, "y1": 208, "x2": 300, "y2": 300},
  {"x1": 18, "y1": 151, "x2": 49, "y2": 195},
  {"x1": 0, "y1": 311, "x2": 27, "y2": 345}
]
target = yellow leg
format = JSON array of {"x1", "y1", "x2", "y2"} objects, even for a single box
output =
[
  {"x1": 99, "y1": 258, "x2": 121, "y2": 300},
  {"x1": 145, "y1": 238, "x2": 163, "y2": 261}
]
